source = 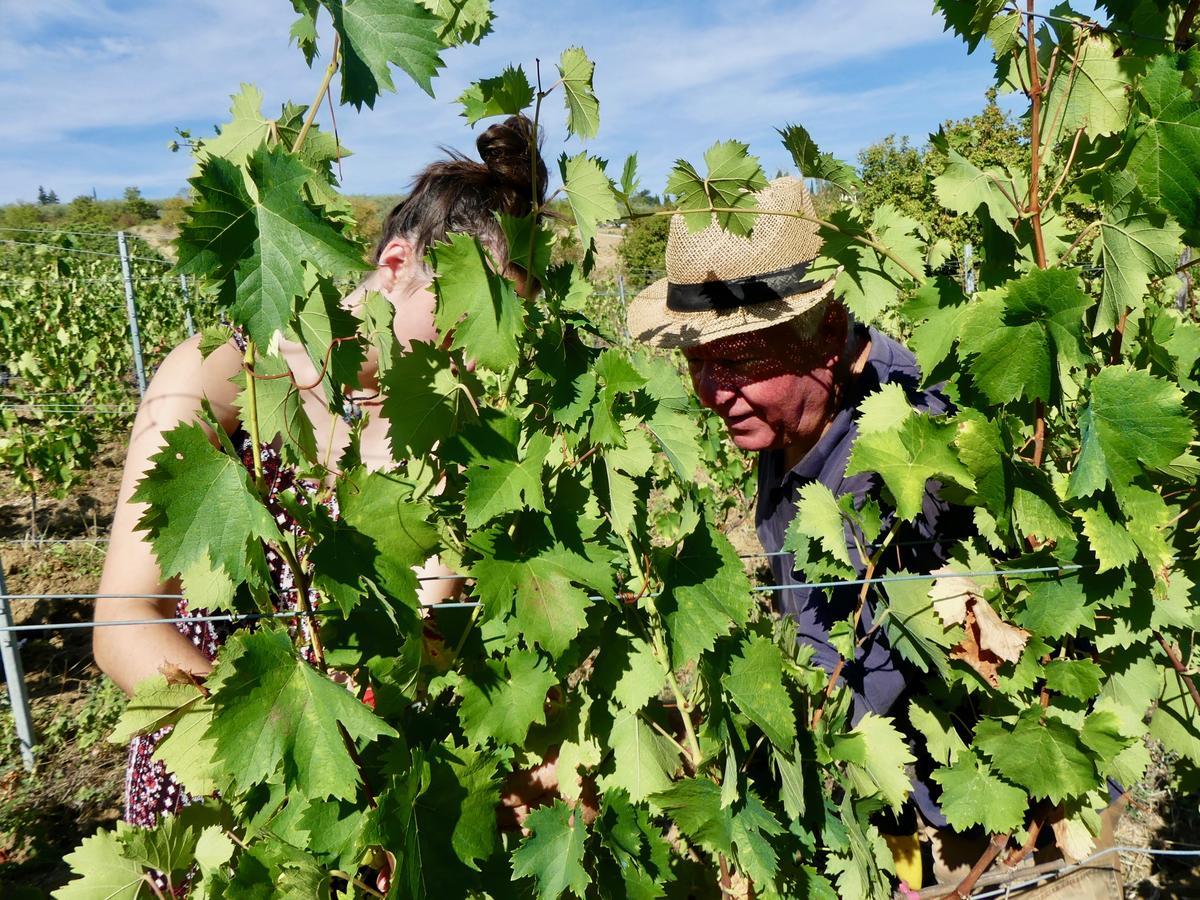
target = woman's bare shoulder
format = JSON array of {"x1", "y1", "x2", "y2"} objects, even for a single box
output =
[{"x1": 141, "y1": 333, "x2": 244, "y2": 434}]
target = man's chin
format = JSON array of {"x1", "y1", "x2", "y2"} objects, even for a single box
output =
[{"x1": 727, "y1": 430, "x2": 779, "y2": 452}]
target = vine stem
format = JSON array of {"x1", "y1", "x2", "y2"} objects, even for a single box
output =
[
  {"x1": 1003, "y1": 808, "x2": 1046, "y2": 868},
  {"x1": 242, "y1": 339, "x2": 265, "y2": 487},
  {"x1": 1025, "y1": 0, "x2": 1051, "y2": 475},
  {"x1": 1156, "y1": 631, "x2": 1200, "y2": 711},
  {"x1": 526, "y1": 58, "x2": 544, "y2": 276},
  {"x1": 1176, "y1": 0, "x2": 1200, "y2": 49},
  {"x1": 292, "y1": 33, "x2": 341, "y2": 154},
  {"x1": 1041, "y1": 127, "x2": 1085, "y2": 211},
  {"x1": 640, "y1": 206, "x2": 924, "y2": 283},
  {"x1": 624, "y1": 530, "x2": 703, "y2": 770},
  {"x1": 950, "y1": 832, "x2": 1011, "y2": 899},
  {"x1": 810, "y1": 520, "x2": 901, "y2": 729},
  {"x1": 1026, "y1": 0, "x2": 1049, "y2": 273}
]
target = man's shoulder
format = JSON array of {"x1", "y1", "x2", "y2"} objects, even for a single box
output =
[{"x1": 861, "y1": 326, "x2": 951, "y2": 416}]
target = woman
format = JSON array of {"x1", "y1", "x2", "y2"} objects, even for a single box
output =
[{"x1": 93, "y1": 115, "x2": 548, "y2": 829}]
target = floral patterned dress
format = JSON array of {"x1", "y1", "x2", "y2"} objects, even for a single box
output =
[{"x1": 123, "y1": 425, "x2": 324, "y2": 829}]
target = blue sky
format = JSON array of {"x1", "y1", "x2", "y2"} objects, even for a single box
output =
[{"x1": 1, "y1": 1, "x2": 1052, "y2": 204}]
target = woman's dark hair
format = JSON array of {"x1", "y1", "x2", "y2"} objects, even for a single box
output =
[{"x1": 373, "y1": 115, "x2": 548, "y2": 265}]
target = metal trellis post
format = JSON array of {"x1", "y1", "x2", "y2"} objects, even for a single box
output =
[
  {"x1": 0, "y1": 557, "x2": 36, "y2": 769},
  {"x1": 179, "y1": 274, "x2": 196, "y2": 337},
  {"x1": 117, "y1": 231, "x2": 148, "y2": 397},
  {"x1": 963, "y1": 242, "x2": 976, "y2": 296}
]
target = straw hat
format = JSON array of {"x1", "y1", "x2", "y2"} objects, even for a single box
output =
[{"x1": 626, "y1": 176, "x2": 838, "y2": 349}]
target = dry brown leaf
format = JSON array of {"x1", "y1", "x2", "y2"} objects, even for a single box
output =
[
  {"x1": 950, "y1": 607, "x2": 1005, "y2": 687},
  {"x1": 929, "y1": 567, "x2": 978, "y2": 627},
  {"x1": 971, "y1": 594, "x2": 1030, "y2": 664},
  {"x1": 1050, "y1": 811, "x2": 1096, "y2": 863}
]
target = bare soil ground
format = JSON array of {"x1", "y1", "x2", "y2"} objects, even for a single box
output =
[{"x1": 1, "y1": 441, "x2": 127, "y2": 895}]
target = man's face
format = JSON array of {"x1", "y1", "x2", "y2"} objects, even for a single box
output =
[{"x1": 683, "y1": 317, "x2": 844, "y2": 453}]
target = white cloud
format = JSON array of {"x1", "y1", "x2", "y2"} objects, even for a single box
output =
[{"x1": 0, "y1": 0, "x2": 998, "y2": 203}]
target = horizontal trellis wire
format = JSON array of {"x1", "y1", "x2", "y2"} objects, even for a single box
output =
[{"x1": 0, "y1": 563, "x2": 1085, "y2": 634}]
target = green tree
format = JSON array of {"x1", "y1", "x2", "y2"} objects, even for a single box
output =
[
  {"x1": 857, "y1": 91, "x2": 1028, "y2": 255},
  {"x1": 617, "y1": 214, "x2": 669, "y2": 286}
]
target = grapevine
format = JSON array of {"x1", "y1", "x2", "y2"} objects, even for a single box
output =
[{"x1": 53, "y1": 1, "x2": 1200, "y2": 898}]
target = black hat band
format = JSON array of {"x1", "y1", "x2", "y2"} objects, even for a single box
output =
[{"x1": 665, "y1": 260, "x2": 826, "y2": 313}]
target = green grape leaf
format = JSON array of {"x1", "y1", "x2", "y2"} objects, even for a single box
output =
[
  {"x1": 511, "y1": 800, "x2": 590, "y2": 900},
  {"x1": 846, "y1": 407, "x2": 975, "y2": 521},
  {"x1": 831, "y1": 713, "x2": 916, "y2": 809},
  {"x1": 958, "y1": 268, "x2": 1091, "y2": 406},
  {"x1": 208, "y1": 629, "x2": 396, "y2": 799},
  {"x1": 55, "y1": 828, "x2": 148, "y2": 900},
  {"x1": 294, "y1": 277, "x2": 368, "y2": 412},
  {"x1": 931, "y1": 749, "x2": 1028, "y2": 834},
  {"x1": 442, "y1": 743, "x2": 504, "y2": 868},
  {"x1": 786, "y1": 481, "x2": 853, "y2": 570},
  {"x1": 725, "y1": 636, "x2": 797, "y2": 749},
  {"x1": 1067, "y1": 366, "x2": 1194, "y2": 506},
  {"x1": 380, "y1": 340, "x2": 480, "y2": 458},
  {"x1": 463, "y1": 434, "x2": 550, "y2": 530},
  {"x1": 500, "y1": 212, "x2": 555, "y2": 281},
  {"x1": 234, "y1": 357, "x2": 317, "y2": 467},
  {"x1": 1044, "y1": 35, "x2": 1132, "y2": 140},
  {"x1": 132, "y1": 423, "x2": 282, "y2": 588},
  {"x1": 879, "y1": 578, "x2": 959, "y2": 677},
  {"x1": 651, "y1": 777, "x2": 730, "y2": 854},
  {"x1": 178, "y1": 148, "x2": 368, "y2": 349},
  {"x1": 330, "y1": 0, "x2": 446, "y2": 105},
  {"x1": 558, "y1": 152, "x2": 619, "y2": 249},
  {"x1": 1079, "y1": 709, "x2": 1137, "y2": 765},
  {"x1": 119, "y1": 805, "x2": 223, "y2": 883},
  {"x1": 901, "y1": 277, "x2": 972, "y2": 378},
  {"x1": 109, "y1": 676, "x2": 221, "y2": 796},
  {"x1": 1044, "y1": 659, "x2": 1105, "y2": 700},
  {"x1": 933, "y1": 148, "x2": 1020, "y2": 236},
  {"x1": 909, "y1": 697, "x2": 967, "y2": 766},
  {"x1": 778, "y1": 123, "x2": 861, "y2": 195},
  {"x1": 558, "y1": 47, "x2": 600, "y2": 140},
  {"x1": 1017, "y1": 574, "x2": 1097, "y2": 639},
  {"x1": 193, "y1": 83, "x2": 275, "y2": 169},
  {"x1": 1095, "y1": 171, "x2": 1184, "y2": 334},
  {"x1": 429, "y1": 232, "x2": 524, "y2": 372},
  {"x1": 471, "y1": 538, "x2": 611, "y2": 656},
  {"x1": 666, "y1": 140, "x2": 769, "y2": 237},
  {"x1": 418, "y1": 0, "x2": 494, "y2": 46},
  {"x1": 975, "y1": 708, "x2": 1099, "y2": 803},
  {"x1": 1148, "y1": 670, "x2": 1200, "y2": 765},
  {"x1": 657, "y1": 518, "x2": 754, "y2": 667},
  {"x1": 808, "y1": 204, "x2": 926, "y2": 324},
  {"x1": 934, "y1": 0, "x2": 1009, "y2": 51},
  {"x1": 458, "y1": 649, "x2": 557, "y2": 746},
  {"x1": 336, "y1": 467, "x2": 441, "y2": 603},
  {"x1": 1129, "y1": 54, "x2": 1200, "y2": 241},
  {"x1": 599, "y1": 709, "x2": 680, "y2": 803},
  {"x1": 611, "y1": 635, "x2": 665, "y2": 712}
]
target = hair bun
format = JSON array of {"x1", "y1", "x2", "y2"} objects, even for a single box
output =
[{"x1": 477, "y1": 115, "x2": 547, "y2": 205}]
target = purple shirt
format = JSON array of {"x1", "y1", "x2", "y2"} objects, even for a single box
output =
[{"x1": 755, "y1": 325, "x2": 967, "y2": 827}]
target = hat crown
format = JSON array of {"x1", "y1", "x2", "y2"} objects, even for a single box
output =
[{"x1": 665, "y1": 176, "x2": 821, "y2": 286}]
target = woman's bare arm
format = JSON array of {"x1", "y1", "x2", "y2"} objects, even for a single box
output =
[{"x1": 93, "y1": 334, "x2": 243, "y2": 695}]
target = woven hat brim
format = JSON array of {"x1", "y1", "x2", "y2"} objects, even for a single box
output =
[{"x1": 626, "y1": 275, "x2": 838, "y2": 350}]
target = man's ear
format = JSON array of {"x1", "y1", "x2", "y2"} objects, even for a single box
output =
[{"x1": 376, "y1": 236, "x2": 418, "y2": 292}]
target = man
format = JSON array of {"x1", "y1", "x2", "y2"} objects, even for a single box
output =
[{"x1": 626, "y1": 177, "x2": 968, "y2": 887}]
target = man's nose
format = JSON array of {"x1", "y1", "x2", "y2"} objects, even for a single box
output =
[{"x1": 694, "y1": 364, "x2": 735, "y2": 411}]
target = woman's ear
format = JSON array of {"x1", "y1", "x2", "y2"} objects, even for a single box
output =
[{"x1": 376, "y1": 236, "x2": 418, "y2": 293}]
